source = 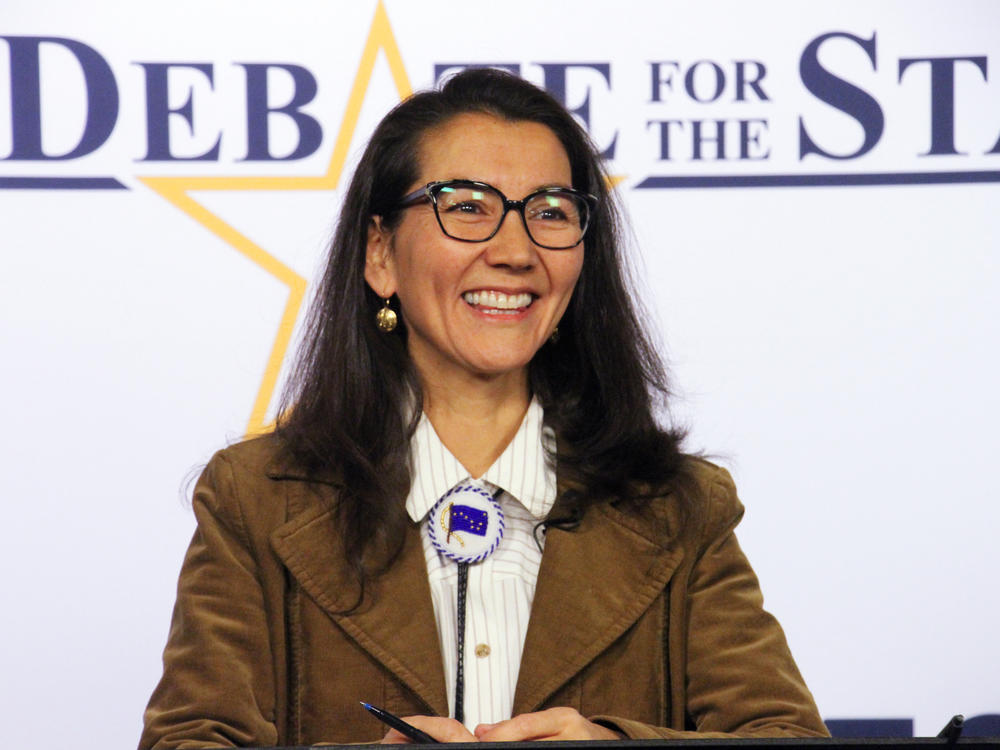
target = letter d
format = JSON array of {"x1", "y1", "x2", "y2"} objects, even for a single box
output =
[{"x1": 2, "y1": 36, "x2": 118, "y2": 160}]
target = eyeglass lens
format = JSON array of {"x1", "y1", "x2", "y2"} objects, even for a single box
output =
[{"x1": 434, "y1": 184, "x2": 586, "y2": 248}]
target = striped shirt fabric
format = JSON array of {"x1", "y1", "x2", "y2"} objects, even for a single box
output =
[{"x1": 405, "y1": 398, "x2": 558, "y2": 731}]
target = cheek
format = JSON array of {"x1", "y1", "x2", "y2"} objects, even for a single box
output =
[
  {"x1": 554, "y1": 256, "x2": 584, "y2": 321},
  {"x1": 390, "y1": 240, "x2": 463, "y2": 317},
  {"x1": 557, "y1": 254, "x2": 585, "y2": 295},
  {"x1": 404, "y1": 251, "x2": 456, "y2": 300}
]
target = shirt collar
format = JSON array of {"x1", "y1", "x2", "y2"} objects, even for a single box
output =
[{"x1": 405, "y1": 397, "x2": 557, "y2": 523}]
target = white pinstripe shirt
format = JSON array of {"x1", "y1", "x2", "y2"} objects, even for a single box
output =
[{"x1": 405, "y1": 398, "x2": 558, "y2": 730}]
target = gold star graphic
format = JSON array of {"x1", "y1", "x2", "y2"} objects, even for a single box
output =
[{"x1": 139, "y1": 0, "x2": 411, "y2": 435}]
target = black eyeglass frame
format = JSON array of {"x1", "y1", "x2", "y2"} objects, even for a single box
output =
[{"x1": 395, "y1": 179, "x2": 599, "y2": 250}]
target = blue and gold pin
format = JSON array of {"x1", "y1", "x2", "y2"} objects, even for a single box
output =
[{"x1": 427, "y1": 481, "x2": 504, "y2": 564}]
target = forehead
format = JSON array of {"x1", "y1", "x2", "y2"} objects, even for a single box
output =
[{"x1": 415, "y1": 113, "x2": 572, "y2": 190}]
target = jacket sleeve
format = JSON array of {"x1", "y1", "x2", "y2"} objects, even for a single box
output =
[
  {"x1": 594, "y1": 464, "x2": 829, "y2": 739},
  {"x1": 139, "y1": 452, "x2": 280, "y2": 749}
]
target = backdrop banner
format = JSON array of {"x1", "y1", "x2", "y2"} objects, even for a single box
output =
[{"x1": 2, "y1": 2, "x2": 998, "y2": 747}]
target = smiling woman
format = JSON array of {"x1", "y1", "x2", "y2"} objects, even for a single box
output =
[
  {"x1": 364, "y1": 114, "x2": 586, "y2": 420},
  {"x1": 139, "y1": 69, "x2": 828, "y2": 748}
]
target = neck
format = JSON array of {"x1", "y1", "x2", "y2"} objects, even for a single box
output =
[{"x1": 421, "y1": 370, "x2": 531, "y2": 479}]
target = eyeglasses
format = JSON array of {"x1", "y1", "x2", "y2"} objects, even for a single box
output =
[{"x1": 396, "y1": 179, "x2": 598, "y2": 250}]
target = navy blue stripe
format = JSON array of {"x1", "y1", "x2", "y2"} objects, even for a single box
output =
[
  {"x1": 635, "y1": 170, "x2": 1000, "y2": 189},
  {"x1": 4, "y1": 171, "x2": 998, "y2": 191},
  {"x1": 0, "y1": 176, "x2": 128, "y2": 190}
]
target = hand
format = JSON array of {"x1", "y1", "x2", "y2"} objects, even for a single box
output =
[
  {"x1": 381, "y1": 715, "x2": 478, "y2": 744},
  {"x1": 474, "y1": 707, "x2": 623, "y2": 742}
]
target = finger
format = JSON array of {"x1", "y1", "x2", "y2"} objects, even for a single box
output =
[
  {"x1": 382, "y1": 728, "x2": 415, "y2": 744},
  {"x1": 402, "y1": 715, "x2": 478, "y2": 743},
  {"x1": 477, "y1": 710, "x2": 563, "y2": 741},
  {"x1": 474, "y1": 723, "x2": 497, "y2": 737},
  {"x1": 477, "y1": 708, "x2": 620, "y2": 742}
]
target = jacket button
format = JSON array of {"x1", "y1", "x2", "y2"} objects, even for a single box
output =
[{"x1": 475, "y1": 643, "x2": 491, "y2": 658}]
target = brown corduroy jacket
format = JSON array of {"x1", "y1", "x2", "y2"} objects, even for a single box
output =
[{"x1": 139, "y1": 436, "x2": 828, "y2": 748}]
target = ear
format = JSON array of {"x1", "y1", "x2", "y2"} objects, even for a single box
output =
[{"x1": 364, "y1": 216, "x2": 397, "y2": 298}]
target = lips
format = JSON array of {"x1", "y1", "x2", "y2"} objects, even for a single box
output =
[{"x1": 462, "y1": 290, "x2": 535, "y2": 312}]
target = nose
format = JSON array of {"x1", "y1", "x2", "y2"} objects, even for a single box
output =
[{"x1": 483, "y1": 209, "x2": 539, "y2": 270}]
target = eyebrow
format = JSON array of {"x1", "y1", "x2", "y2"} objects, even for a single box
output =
[{"x1": 440, "y1": 178, "x2": 575, "y2": 194}]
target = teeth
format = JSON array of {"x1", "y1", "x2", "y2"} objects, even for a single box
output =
[{"x1": 463, "y1": 291, "x2": 533, "y2": 310}]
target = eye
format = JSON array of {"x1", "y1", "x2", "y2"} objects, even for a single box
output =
[
  {"x1": 448, "y1": 199, "x2": 487, "y2": 214},
  {"x1": 535, "y1": 204, "x2": 568, "y2": 221},
  {"x1": 437, "y1": 187, "x2": 498, "y2": 222},
  {"x1": 527, "y1": 193, "x2": 579, "y2": 224}
]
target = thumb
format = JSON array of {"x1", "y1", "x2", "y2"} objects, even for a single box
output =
[{"x1": 474, "y1": 723, "x2": 497, "y2": 738}]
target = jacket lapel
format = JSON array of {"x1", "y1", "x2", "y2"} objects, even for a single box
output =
[
  {"x1": 265, "y1": 464, "x2": 684, "y2": 721},
  {"x1": 270, "y1": 492, "x2": 449, "y2": 717},
  {"x1": 512, "y1": 501, "x2": 684, "y2": 715}
]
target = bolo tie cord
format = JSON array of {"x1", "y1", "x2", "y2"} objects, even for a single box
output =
[
  {"x1": 452, "y1": 487, "x2": 504, "y2": 724},
  {"x1": 454, "y1": 561, "x2": 469, "y2": 724},
  {"x1": 452, "y1": 493, "x2": 578, "y2": 721}
]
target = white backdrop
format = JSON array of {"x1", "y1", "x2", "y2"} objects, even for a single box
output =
[{"x1": 1, "y1": 2, "x2": 998, "y2": 747}]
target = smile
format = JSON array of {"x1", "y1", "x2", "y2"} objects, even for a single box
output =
[{"x1": 462, "y1": 290, "x2": 535, "y2": 313}]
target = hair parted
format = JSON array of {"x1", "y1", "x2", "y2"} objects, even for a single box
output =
[{"x1": 275, "y1": 68, "x2": 690, "y2": 597}]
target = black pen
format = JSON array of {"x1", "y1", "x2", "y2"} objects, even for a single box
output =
[{"x1": 360, "y1": 701, "x2": 441, "y2": 743}]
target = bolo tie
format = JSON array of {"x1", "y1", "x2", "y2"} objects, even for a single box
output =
[{"x1": 426, "y1": 481, "x2": 505, "y2": 724}]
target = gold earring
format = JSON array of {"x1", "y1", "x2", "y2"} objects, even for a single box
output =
[
  {"x1": 375, "y1": 298, "x2": 398, "y2": 332},
  {"x1": 548, "y1": 326, "x2": 560, "y2": 344}
]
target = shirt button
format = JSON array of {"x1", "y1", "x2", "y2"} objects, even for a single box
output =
[{"x1": 475, "y1": 643, "x2": 491, "y2": 658}]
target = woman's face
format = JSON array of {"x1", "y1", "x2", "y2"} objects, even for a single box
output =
[{"x1": 365, "y1": 113, "x2": 584, "y2": 386}]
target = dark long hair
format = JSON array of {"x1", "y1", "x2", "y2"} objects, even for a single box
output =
[{"x1": 276, "y1": 68, "x2": 689, "y2": 591}]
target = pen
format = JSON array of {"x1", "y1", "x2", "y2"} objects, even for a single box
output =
[{"x1": 360, "y1": 701, "x2": 441, "y2": 744}]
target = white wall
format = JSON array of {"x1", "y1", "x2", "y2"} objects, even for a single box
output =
[{"x1": 1, "y1": 1, "x2": 998, "y2": 747}]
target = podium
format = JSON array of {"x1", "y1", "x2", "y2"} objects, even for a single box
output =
[{"x1": 251, "y1": 739, "x2": 1000, "y2": 750}]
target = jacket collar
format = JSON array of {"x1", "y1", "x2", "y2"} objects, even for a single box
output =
[{"x1": 268, "y1": 475, "x2": 684, "y2": 719}]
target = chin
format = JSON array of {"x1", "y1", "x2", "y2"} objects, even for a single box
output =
[
  {"x1": 464, "y1": 352, "x2": 536, "y2": 378},
  {"x1": 466, "y1": 336, "x2": 546, "y2": 367}
]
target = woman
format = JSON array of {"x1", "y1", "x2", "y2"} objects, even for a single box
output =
[{"x1": 140, "y1": 69, "x2": 827, "y2": 747}]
